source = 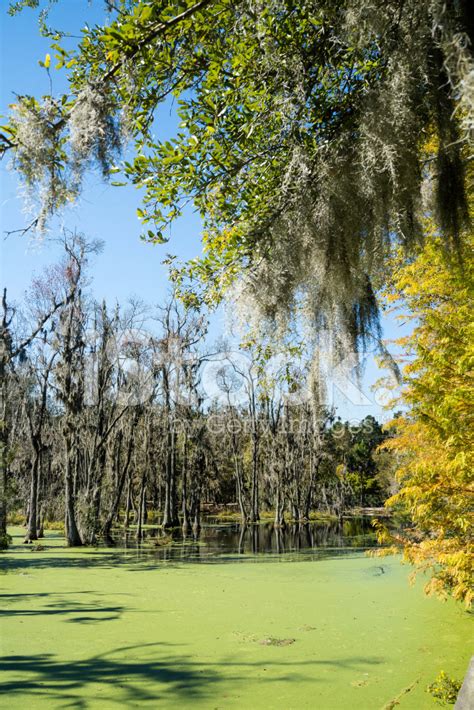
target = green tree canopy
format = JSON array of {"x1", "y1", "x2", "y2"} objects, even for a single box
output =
[{"x1": 3, "y1": 0, "x2": 473, "y2": 353}]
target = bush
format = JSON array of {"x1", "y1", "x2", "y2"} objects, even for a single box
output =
[
  {"x1": 43, "y1": 520, "x2": 65, "y2": 532},
  {"x1": 7, "y1": 511, "x2": 26, "y2": 526},
  {"x1": 0, "y1": 531, "x2": 12, "y2": 550},
  {"x1": 427, "y1": 671, "x2": 462, "y2": 705}
]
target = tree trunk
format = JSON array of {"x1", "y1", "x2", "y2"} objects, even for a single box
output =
[
  {"x1": 136, "y1": 473, "x2": 147, "y2": 541},
  {"x1": 37, "y1": 504, "x2": 44, "y2": 538},
  {"x1": 235, "y1": 458, "x2": 247, "y2": 524},
  {"x1": 0, "y1": 453, "x2": 7, "y2": 549},
  {"x1": 274, "y1": 475, "x2": 286, "y2": 528},
  {"x1": 304, "y1": 459, "x2": 319, "y2": 520},
  {"x1": 103, "y1": 428, "x2": 134, "y2": 539},
  {"x1": 250, "y1": 433, "x2": 259, "y2": 523},
  {"x1": 25, "y1": 448, "x2": 40, "y2": 542},
  {"x1": 163, "y1": 428, "x2": 179, "y2": 528},
  {"x1": 124, "y1": 473, "x2": 132, "y2": 529},
  {"x1": 64, "y1": 440, "x2": 82, "y2": 547},
  {"x1": 0, "y1": 308, "x2": 9, "y2": 549},
  {"x1": 192, "y1": 496, "x2": 201, "y2": 534},
  {"x1": 182, "y1": 432, "x2": 191, "y2": 532}
]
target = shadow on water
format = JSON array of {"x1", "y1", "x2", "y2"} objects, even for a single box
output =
[
  {"x1": 0, "y1": 643, "x2": 384, "y2": 708},
  {"x1": 0, "y1": 591, "x2": 127, "y2": 623}
]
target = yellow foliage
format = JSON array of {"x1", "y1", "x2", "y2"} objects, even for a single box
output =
[{"x1": 378, "y1": 224, "x2": 473, "y2": 606}]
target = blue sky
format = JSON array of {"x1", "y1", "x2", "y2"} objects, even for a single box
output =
[
  {"x1": 0, "y1": 0, "x2": 408, "y2": 422},
  {"x1": 0, "y1": 1, "x2": 204, "y2": 306}
]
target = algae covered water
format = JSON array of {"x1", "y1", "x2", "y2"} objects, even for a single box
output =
[{"x1": 0, "y1": 526, "x2": 471, "y2": 709}]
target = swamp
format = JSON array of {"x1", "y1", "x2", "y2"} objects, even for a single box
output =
[
  {"x1": 1, "y1": 523, "x2": 471, "y2": 709},
  {"x1": 1, "y1": 1, "x2": 472, "y2": 708}
]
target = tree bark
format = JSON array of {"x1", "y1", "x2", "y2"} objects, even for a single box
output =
[
  {"x1": 25, "y1": 448, "x2": 40, "y2": 541},
  {"x1": 103, "y1": 426, "x2": 134, "y2": 540},
  {"x1": 64, "y1": 438, "x2": 82, "y2": 546}
]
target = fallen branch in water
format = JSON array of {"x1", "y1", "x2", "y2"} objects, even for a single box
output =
[{"x1": 381, "y1": 678, "x2": 420, "y2": 710}]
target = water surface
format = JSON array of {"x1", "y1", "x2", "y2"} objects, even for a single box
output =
[
  {"x1": 1, "y1": 526, "x2": 470, "y2": 710},
  {"x1": 105, "y1": 516, "x2": 382, "y2": 563}
]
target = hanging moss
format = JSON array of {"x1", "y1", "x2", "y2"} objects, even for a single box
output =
[{"x1": 5, "y1": 0, "x2": 473, "y2": 366}]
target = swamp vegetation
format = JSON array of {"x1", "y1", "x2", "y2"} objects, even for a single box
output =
[
  {"x1": 0, "y1": 1, "x2": 473, "y2": 707},
  {"x1": 1, "y1": 234, "x2": 394, "y2": 549},
  {"x1": 1, "y1": 526, "x2": 471, "y2": 709}
]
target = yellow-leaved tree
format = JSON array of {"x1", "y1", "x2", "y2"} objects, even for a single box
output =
[{"x1": 378, "y1": 224, "x2": 473, "y2": 606}]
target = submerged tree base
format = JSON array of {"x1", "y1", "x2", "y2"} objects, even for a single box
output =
[{"x1": 1, "y1": 528, "x2": 470, "y2": 709}]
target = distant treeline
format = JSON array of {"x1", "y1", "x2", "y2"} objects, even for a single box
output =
[{"x1": 1, "y1": 234, "x2": 392, "y2": 547}]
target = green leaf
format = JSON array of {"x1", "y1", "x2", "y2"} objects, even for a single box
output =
[{"x1": 140, "y1": 5, "x2": 153, "y2": 22}]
